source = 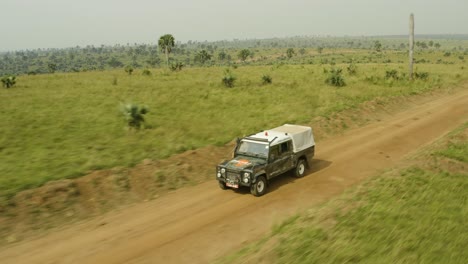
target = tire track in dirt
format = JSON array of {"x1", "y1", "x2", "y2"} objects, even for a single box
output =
[{"x1": 1, "y1": 88, "x2": 467, "y2": 264}]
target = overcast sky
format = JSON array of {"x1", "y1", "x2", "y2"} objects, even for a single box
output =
[{"x1": 1, "y1": 0, "x2": 467, "y2": 51}]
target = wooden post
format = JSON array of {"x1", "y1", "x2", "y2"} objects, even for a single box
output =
[{"x1": 409, "y1": 13, "x2": 414, "y2": 80}]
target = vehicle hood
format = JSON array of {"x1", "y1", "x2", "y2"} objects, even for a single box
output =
[{"x1": 223, "y1": 156, "x2": 266, "y2": 170}]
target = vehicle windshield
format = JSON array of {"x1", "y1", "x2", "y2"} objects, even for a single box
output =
[{"x1": 236, "y1": 140, "x2": 268, "y2": 158}]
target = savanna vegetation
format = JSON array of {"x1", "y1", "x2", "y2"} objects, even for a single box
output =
[
  {"x1": 218, "y1": 122, "x2": 468, "y2": 264},
  {"x1": 2, "y1": 35, "x2": 468, "y2": 76},
  {"x1": 0, "y1": 35, "x2": 467, "y2": 202}
]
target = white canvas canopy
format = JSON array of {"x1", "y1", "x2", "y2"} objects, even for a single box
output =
[
  {"x1": 247, "y1": 124, "x2": 315, "y2": 153},
  {"x1": 271, "y1": 124, "x2": 315, "y2": 152}
]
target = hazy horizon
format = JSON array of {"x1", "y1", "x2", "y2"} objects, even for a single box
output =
[{"x1": 1, "y1": 0, "x2": 467, "y2": 52}]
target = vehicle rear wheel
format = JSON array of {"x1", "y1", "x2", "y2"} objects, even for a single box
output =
[
  {"x1": 250, "y1": 176, "x2": 267, "y2": 197},
  {"x1": 295, "y1": 159, "x2": 306, "y2": 178},
  {"x1": 218, "y1": 180, "x2": 227, "y2": 190}
]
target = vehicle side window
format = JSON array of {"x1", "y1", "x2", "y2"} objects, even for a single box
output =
[
  {"x1": 269, "y1": 145, "x2": 279, "y2": 161},
  {"x1": 279, "y1": 141, "x2": 290, "y2": 155}
]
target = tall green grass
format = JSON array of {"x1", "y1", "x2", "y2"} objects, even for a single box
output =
[
  {"x1": 0, "y1": 52, "x2": 466, "y2": 198},
  {"x1": 219, "y1": 123, "x2": 468, "y2": 264}
]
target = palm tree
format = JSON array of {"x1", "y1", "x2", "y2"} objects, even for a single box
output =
[{"x1": 158, "y1": 34, "x2": 175, "y2": 67}]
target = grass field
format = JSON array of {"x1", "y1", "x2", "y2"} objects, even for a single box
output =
[
  {"x1": 218, "y1": 123, "x2": 468, "y2": 264},
  {"x1": 0, "y1": 49, "x2": 467, "y2": 200}
]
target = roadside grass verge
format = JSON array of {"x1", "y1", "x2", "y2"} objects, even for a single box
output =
[
  {"x1": 0, "y1": 50, "x2": 466, "y2": 199},
  {"x1": 218, "y1": 123, "x2": 468, "y2": 264}
]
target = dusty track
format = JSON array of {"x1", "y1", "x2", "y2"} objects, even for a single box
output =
[{"x1": 1, "y1": 88, "x2": 468, "y2": 264}]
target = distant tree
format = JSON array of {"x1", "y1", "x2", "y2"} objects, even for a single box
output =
[
  {"x1": 218, "y1": 50, "x2": 227, "y2": 61},
  {"x1": 108, "y1": 57, "x2": 124, "y2": 68},
  {"x1": 286, "y1": 48, "x2": 295, "y2": 59},
  {"x1": 434, "y1": 43, "x2": 441, "y2": 49},
  {"x1": 298, "y1": 48, "x2": 306, "y2": 56},
  {"x1": 170, "y1": 62, "x2": 184, "y2": 71},
  {"x1": 158, "y1": 34, "x2": 175, "y2": 67},
  {"x1": 374, "y1": 41, "x2": 382, "y2": 52},
  {"x1": 317, "y1": 47, "x2": 323, "y2": 54},
  {"x1": 194, "y1": 50, "x2": 212, "y2": 64},
  {"x1": 146, "y1": 56, "x2": 161, "y2": 67},
  {"x1": 237, "y1": 49, "x2": 250, "y2": 62},
  {"x1": 428, "y1": 40, "x2": 434, "y2": 47},
  {"x1": 48, "y1": 63, "x2": 57, "y2": 73}
]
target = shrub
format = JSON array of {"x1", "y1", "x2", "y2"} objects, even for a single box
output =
[
  {"x1": 1, "y1": 75, "x2": 16, "y2": 88},
  {"x1": 414, "y1": 72, "x2": 429, "y2": 80},
  {"x1": 121, "y1": 103, "x2": 148, "y2": 129},
  {"x1": 222, "y1": 69, "x2": 236, "y2": 88},
  {"x1": 142, "y1": 68, "x2": 152, "y2": 76},
  {"x1": 261, "y1": 74, "x2": 272, "y2": 85},
  {"x1": 347, "y1": 63, "x2": 357, "y2": 75},
  {"x1": 124, "y1": 65, "x2": 134, "y2": 75},
  {"x1": 443, "y1": 52, "x2": 451, "y2": 57},
  {"x1": 325, "y1": 68, "x2": 346, "y2": 87},
  {"x1": 385, "y1": 69, "x2": 400, "y2": 80},
  {"x1": 170, "y1": 62, "x2": 184, "y2": 72}
]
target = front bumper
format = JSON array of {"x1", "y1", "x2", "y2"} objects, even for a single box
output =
[{"x1": 217, "y1": 171, "x2": 251, "y2": 187}]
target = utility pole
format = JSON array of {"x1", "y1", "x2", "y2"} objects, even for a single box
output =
[{"x1": 409, "y1": 13, "x2": 414, "y2": 80}]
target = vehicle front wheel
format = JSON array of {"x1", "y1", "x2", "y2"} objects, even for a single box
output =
[
  {"x1": 250, "y1": 176, "x2": 267, "y2": 197},
  {"x1": 218, "y1": 181, "x2": 228, "y2": 190},
  {"x1": 295, "y1": 159, "x2": 306, "y2": 178}
]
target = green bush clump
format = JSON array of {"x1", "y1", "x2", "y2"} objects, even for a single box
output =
[
  {"x1": 142, "y1": 68, "x2": 152, "y2": 76},
  {"x1": 121, "y1": 103, "x2": 149, "y2": 129},
  {"x1": 347, "y1": 63, "x2": 357, "y2": 75},
  {"x1": 261, "y1": 74, "x2": 272, "y2": 85},
  {"x1": 414, "y1": 72, "x2": 429, "y2": 80},
  {"x1": 1, "y1": 75, "x2": 16, "y2": 88},
  {"x1": 124, "y1": 65, "x2": 134, "y2": 75},
  {"x1": 325, "y1": 68, "x2": 346, "y2": 87},
  {"x1": 385, "y1": 69, "x2": 400, "y2": 80},
  {"x1": 222, "y1": 69, "x2": 236, "y2": 88},
  {"x1": 170, "y1": 62, "x2": 184, "y2": 72}
]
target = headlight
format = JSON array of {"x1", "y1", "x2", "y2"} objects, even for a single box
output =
[
  {"x1": 221, "y1": 168, "x2": 226, "y2": 174},
  {"x1": 243, "y1": 172, "x2": 250, "y2": 183},
  {"x1": 217, "y1": 172, "x2": 221, "y2": 178}
]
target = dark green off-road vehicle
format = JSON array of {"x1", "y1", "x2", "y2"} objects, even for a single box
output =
[{"x1": 216, "y1": 124, "x2": 315, "y2": 196}]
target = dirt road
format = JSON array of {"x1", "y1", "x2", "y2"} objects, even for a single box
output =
[{"x1": 1, "y1": 88, "x2": 467, "y2": 264}]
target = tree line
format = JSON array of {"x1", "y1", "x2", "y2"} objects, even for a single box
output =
[{"x1": 0, "y1": 35, "x2": 462, "y2": 76}]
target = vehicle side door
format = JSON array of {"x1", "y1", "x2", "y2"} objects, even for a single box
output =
[
  {"x1": 267, "y1": 145, "x2": 282, "y2": 178},
  {"x1": 278, "y1": 140, "x2": 294, "y2": 173},
  {"x1": 267, "y1": 141, "x2": 293, "y2": 178}
]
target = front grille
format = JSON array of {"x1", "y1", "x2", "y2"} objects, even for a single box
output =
[{"x1": 227, "y1": 171, "x2": 240, "y2": 181}]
